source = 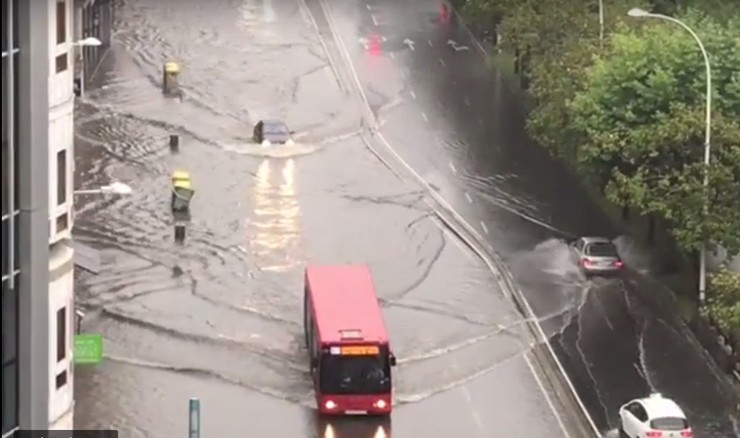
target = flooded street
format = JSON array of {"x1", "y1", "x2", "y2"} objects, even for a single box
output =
[
  {"x1": 324, "y1": 0, "x2": 738, "y2": 436},
  {"x1": 73, "y1": 0, "x2": 583, "y2": 437}
]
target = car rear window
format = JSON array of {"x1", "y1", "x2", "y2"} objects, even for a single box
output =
[
  {"x1": 265, "y1": 124, "x2": 287, "y2": 134},
  {"x1": 586, "y1": 242, "x2": 618, "y2": 256},
  {"x1": 650, "y1": 417, "x2": 688, "y2": 430}
]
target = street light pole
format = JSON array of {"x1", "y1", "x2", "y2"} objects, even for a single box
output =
[
  {"x1": 74, "y1": 182, "x2": 133, "y2": 196},
  {"x1": 70, "y1": 37, "x2": 102, "y2": 97},
  {"x1": 598, "y1": 0, "x2": 604, "y2": 44},
  {"x1": 628, "y1": 8, "x2": 712, "y2": 304}
]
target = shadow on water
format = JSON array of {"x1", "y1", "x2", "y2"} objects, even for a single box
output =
[{"x1": 314, "y1": 415, "x2": 392, "y2": 438}]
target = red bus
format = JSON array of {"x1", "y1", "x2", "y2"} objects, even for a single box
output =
[{"x1": 304, "y1": 264, "x2": 396, "y2": 416}]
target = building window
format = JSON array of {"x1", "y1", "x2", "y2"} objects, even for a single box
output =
[
  {"x1": 56, "y1": 213, "x2": 69, "y2": 233},
  {"x1": 56, "y1": 0, "x2": 67, "y2": 45},
  {"x1": 1, "y1": 219, "x2": 7, "y2": 277},
  {"x1": 55, "y1": 370, "x2": 68, "y2": 389},
  {"x1": 57, "y1": 149, "x2": 67, "y2": 205},
  {"x1": 55, "y1": 53, "x2": 68, "y2": 73},
  {"x1": 56, "y1": 307, "x2": 67, "y2": 362},
  {"x1": 1, "y1": 0, "x2": 7, "y2": 53},
  {"x1": 1, "y1": 142, "x2": 8, "y2": 217},
  {"x1": 1, "y1": 279, "x2": 19, "y2": 434}
]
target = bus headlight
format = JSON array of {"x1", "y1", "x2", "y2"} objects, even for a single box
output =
[
  {"x1": 325, "y1": 400, "x2": 337, "y2": 409},
  {"x1": 374, "y1": 399, "x2": 387, "y2": 409}
]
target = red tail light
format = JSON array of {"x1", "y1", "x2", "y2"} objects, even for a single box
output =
[
  {"x1": 681, "y1": 430, "x2": 693, "y2": 437},
  {"x1": 581, "y1": 258, "x2": 593, "y2": 266},
  {"x1": 614, "y1": 260, "x2": 624, "y2": 268},
  {"x1": 368, "y1": 34, "x2": 381, "y2": 55},
  {"x1": 646, "y1": 432, "x2": 662, "y2": 437}
]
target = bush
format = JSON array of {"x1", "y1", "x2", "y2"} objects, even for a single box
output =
[{"x1": 703, "y1": 269, "x2": 740, "y2": 333}]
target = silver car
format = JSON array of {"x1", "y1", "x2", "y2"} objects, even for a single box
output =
[{"x1": 569, "y1": 236, "x2": 624, "y2": 276}]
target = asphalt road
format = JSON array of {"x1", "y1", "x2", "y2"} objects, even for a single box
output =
[
  {"x1": 72, "y1": 0, "x2": 587, "y2": 437},
  {"x1": 322, "y1": 0, "x2": 739, "y2": 436}
]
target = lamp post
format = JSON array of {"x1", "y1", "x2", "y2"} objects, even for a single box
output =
[
  {"x1": 71, "y1": 36, "x2": 102, "y2": 98},
  {"x1": 627, "y1": 8, "x2": 712, "y2": 304},
  {"x1": 74, "y1": 182, "x2": 133, "y2": 196},
  {"x1": 598, "y1": 0, "x2": 604, "y2": 43}
]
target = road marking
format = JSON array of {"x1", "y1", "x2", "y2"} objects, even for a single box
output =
[
  {"x1": 365, "y1": 4, "x2": 372, "y2": 10},
  {"x1": 524, "y1": 353, "x2": 573, "y2": 438},
  {"x1": 371, "y1": 14, "x2": 379, "y2": 26},
  {"x1": 471, "y1": 410, "x2": 484, "y2": 429},
  {"x1": 464, "y1": 97, "x2": 470, "y2": 106},
  {"x1": 633, "y1": 362, "x2": 646, "y2": 380},
  {"x1": 304, "y1": 0, "x2": 595, "y2": 432},
  {"x1": 428, "y1": 39, "x2": 433, "y2": 46},
  {"x1": 382, "y1": 36, "x2": 387, "y2": 42},
  {"x1": 410, "y1": 90, "x2": 416, "y2": 99},
  {"x1": 480, "y1": 221, "x2": 488, "y2": 234},
  {"x1": 464, "y1": 192, "x2": 473, "y2": 203},
  {"x1": 439, "y1": 58, "x2": 446, "y2": 67},
  {"x1": 421, "y1": 112, "x2": 428, "y2": 122},
  {"x1": 389, "y1": 51, "x2": 395, "y2": 59},
  {"x1": 448, "y1": 161, "x2": 456, "y2": 173}
]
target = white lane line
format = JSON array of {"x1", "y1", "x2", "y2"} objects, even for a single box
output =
[
  {"x1": 448, "y1": 161, "x2": 457, "y2": 173},
  {"x1": 464, "y1": 192, "x2": 473, "y2": 203},
  {"x1": 382, "y1": 36, "x2": 387, "y2": 42},
  {"x1": 389, "y1": 51, "x2": 395, "y2": 59},
  {"x1": 421, "y1": 112, "x2": 428, "y2": 122},
  {"x1": 633, "y1": 362, "x2": 646, "y2": 380},
  {"x1": 524, "y1": 353, "x2": 573, "y2": 438},
  {"x1": 439, "y1": 58, "x2": 446, "y2": 67},
  {"x1": 309, "y1": 1, "x2": 591, "y2": 432},
  {"x1": 371, "y1": 14, "x2": 379, "y2": 26},
  {"x1": 410, "y1": 90, "x2": 416, "y2": 99},
  {"x1": 428, "y1": 39, "x2": 433, "y2": 46},
  {"x1": 365, "y1": 4, "x2": 371, "y2": 10},
  {"x1": 471, "y1": 410, "x2": 484, "y2": 429},
  {"x1": 464, "y1": 97, "x2": 471, "y2": 106},
  {"x1": 480, "y1": 221, "x2": 488, "y2": 234}
]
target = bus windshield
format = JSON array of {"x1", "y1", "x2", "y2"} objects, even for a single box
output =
[{"x1": 319, "y1": 353, "x2": 390, "y2": 395}]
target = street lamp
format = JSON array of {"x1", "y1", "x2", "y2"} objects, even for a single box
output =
[
  {"x1": 74, "y1": 182, "x2": 133, "y2": 196},
  {"x1": 628, "y1": 7, "x2": 713, "y2": 304},
  {"x1": 70, "y1": 37, "x2": 102, "y2": 98},
  {"x1": 71, "y1": 36, "x2": 102, "y2": 47}
]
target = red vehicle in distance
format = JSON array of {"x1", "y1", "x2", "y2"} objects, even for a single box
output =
[{"x1": 304, "y1": 264, "x2": 396, "y2": 416}]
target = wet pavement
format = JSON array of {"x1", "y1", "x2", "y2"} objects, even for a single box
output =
[
  {"x1": 323, "y1": 0, "x2": 739, "y2": 436},
  {"x1": 72, "y1": 0, "x2": 583, "y2": 437}
]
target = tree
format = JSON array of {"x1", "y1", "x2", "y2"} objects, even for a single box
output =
[
  {"x1": 703, "y1": 269, "x2": 740, "y2": 332},
  {"x1": 570, "y1": 11, "x2": 740, "y2": 254}
]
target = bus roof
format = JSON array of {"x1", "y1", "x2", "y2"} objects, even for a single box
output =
[{"x1": 305, "y1": 264, "x2": 389, "y2": 345}]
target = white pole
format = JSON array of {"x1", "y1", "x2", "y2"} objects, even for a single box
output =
[
  {"x1": 598, "y1": 0, "x2": 604, "y2": 43},
  {"x1": 632, "y1": 12, "x2": 712, "y2": 304}
]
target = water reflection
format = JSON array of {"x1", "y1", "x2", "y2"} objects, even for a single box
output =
[
  {"x1": 249, "y1": 158, "x2": 302, "y2": 271},
  {"x1": 315, "y1": 416, "x2": 392, "y2": 438}
]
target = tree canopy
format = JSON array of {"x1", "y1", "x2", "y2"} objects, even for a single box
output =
[
  {"x1": 462, "y1": 0, "x2": 740, "y2": 256},
  {"x1": 569, "y1": 12, "x2": 740, "y2": 254}
]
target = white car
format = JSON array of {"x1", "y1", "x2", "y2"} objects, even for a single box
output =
[{"x1": 618, "y1": 393, "x2": 693, "y2": 438}]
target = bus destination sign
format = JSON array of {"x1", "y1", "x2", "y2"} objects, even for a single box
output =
[{"x1": 339, "y1": 345, "x2": 379, "y2": 355}]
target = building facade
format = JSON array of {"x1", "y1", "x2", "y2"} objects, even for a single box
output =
[{"x1": 2, "y1": 0, "x2": 76, "y2": 435}]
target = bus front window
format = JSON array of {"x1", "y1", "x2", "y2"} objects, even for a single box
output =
[{"x1": 319, "y1": 354, "x2": 390, "y2": 395}]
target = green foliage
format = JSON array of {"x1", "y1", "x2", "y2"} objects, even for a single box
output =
[
  {"x1": 703, "y1": 269, "x2": 740, "y2": 332},
  {"x1": 463, "y1": 1, "x2": 740, "y2": 256},
  {"x1": 569, "y1": 11, "x2": 740, "y2": 254}
]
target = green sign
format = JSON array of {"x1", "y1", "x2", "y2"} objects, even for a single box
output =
[{"x1": 74, "y1": 334, "x2": 103, "y2": 364}]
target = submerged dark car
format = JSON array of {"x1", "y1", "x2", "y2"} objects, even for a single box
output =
[
  {"x1": 253, "y1": 119, "x2": 293, "y2": 145},
  {"x1": 569, "y1": 236, "x2": 624, "y2": 277}
]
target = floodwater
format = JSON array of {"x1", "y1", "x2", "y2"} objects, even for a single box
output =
[{"x1": 71, "y1": 0, "x2": 593, "y2": 437}]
